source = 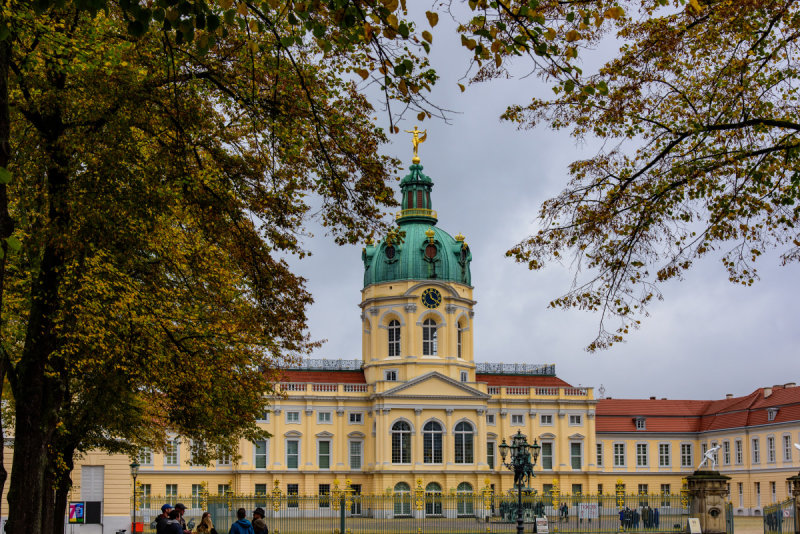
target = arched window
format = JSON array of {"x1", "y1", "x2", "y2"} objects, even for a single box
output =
[
  {"x1": 457, "y1": 482, "x2": 474, "y2": 516},
  {"x1": 392, "y1": 421, "x2": 411, "y2": 464},
  {"x1": 457, "y1": 322, "x2": 464, "y2": 358},
  {"x1": 425, "y1": 482, "x2": 442, "y2": 516},
  {"x1": 394, "y1": 482, "x2": 411, "y2": 516},
  {"x1": 423, "y1": 421, "x2": 443, "y2": 464},
  {"x1": 422, "y1": 318, "x2": 437, "y2": 356},
  {"x1": 454, "y1": 421, "x2": 474, "y2": 464},
  {"x1": 388, "y1": 319, "x2": 401, "y2": 357}
]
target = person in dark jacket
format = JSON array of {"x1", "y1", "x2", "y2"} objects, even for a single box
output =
[
  {"x1": 164, "y1": 510, "x2": 184, "y2": 534},
  {"x1": 174, "y1": 503, "x2": 191, "y2": 534},
  {"x1": 154, "y1": 504, "x2": 173, "y2": 534},
  {"x1": 229, "y1": 508, "x2": 255, "y2": 534},
  {"x1": 252, "y1": 507, "x2": 267, "y2": 534}
]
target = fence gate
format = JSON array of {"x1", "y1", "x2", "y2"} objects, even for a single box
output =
[{"x1": 763, "y1": 499, "x2": 794, "y2": 534}]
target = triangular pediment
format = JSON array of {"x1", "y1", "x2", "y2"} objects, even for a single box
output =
[{"x1": 379, "y1": 372, "x2": 489, "y2": 399}]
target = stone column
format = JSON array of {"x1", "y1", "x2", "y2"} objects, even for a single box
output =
[
  {"x1": 787, "y1": 473, "x2": 800, "y2": 534},
  {"x1": 686, "y1": 470, "x2": 731, "y2": 534}
]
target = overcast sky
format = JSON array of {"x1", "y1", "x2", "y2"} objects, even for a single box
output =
[{"x1": 287, "y1": 6, "x2": 800, "y2": 401}]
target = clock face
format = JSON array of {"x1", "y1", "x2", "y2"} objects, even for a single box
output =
[{"x1": 421, "y1": 288, "x2": 442, "y2": 309}]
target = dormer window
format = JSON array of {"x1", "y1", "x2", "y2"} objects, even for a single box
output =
[
  {"x1": 634, "y1": 417, "x2": 646, "y2": 430},
  {"x1": 767, "y1": 408, "x2": 778, "y2": 421},
  {"x1": 425, "y1": 243, "x2": 437, "y2": 259}
]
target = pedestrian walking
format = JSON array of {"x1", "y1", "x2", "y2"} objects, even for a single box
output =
[
  {"x1": 228, "y1": 508, "x2": 254, "y2": 534},
  {"x1": 252, "y1": 507, "x2": 267, "y2": 534},
  {"x1": 196, "y1": 512, "x2": 218, "y2": 534}
]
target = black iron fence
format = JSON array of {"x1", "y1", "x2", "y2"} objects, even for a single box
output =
[
  {"x1": 763, "y1": 499, "x2": 796, "y2": 534},
  {"x1": 133, "y1": 493, "x2": 690, "y2": 533}
]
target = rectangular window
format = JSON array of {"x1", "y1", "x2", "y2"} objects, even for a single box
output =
[
  {"x1": 349, "y1": 441, "x2": 362, "y2": 470},
  {"x1": 287, "y1": 440, "x2": 299, "y2": 469},
  {"x1": 770, "y1": 481, "x2": 776, "y2": 502},
  {"x1": 192, "y1": 484, "x2": 203, "y2": 509},
  {"x1": 165, "y1": 439, "x2": 179, "y2": 466},
  {"x1": 785, "y1": 435, "x2": 793, "y2": 461},
  {"x1": 256, "y1": 410, "x2": 269, "y2": 423},
  {"x1": 487, "y1": 441, "x2": 495, "y2": 469},
  {"x1": 217, "y1": 484, "x2": 230, "y2": 496},
  {"x1": 735, "y1": 439, "x2": 743, "y2": 464},
  {"x1": 384, "y1": 370, "x2": 398, "y2": 381},
  {"x1": 767, "y1": 436, "x2": 775, "y2": 463},
  {"x1": 613, "y1": 443, "x2": 626, "y2": 467},
  {"x1": 723, "y1": 440, "x2": 731, "y2": 465},
  {"x1": 659, "y1": 443, "x2": 670, "y2": 467},
  {"x1": 540, "y1": 414, "x2": 553, "y2": 425},
  {"x1": 460, "y1": 371, "x2": 468, "y2": 382},
  {"x1": 457, "y1": 327, "x2": 462, "y2": 358},
  {"x1": 511, "y1": 414, "x2": 524, "y2": 425},
  {"x1": 388, "y1": 321, "x2": 400, "y2": 357},
  {"x1": 738, "y1": 482, "x2": 743, "y2": 507},
  {"x1": 349, "y1": 412, "x2": 363, "y2": 424},
  {"x1": 596, "y1": 443, "x2": 603, "y2": 467},
  {"x1": 541, "y1": 441, "x2": 553, "y2": 470},
  {"x1": 486, "y1": 414, "x2": 495, "y2": 425},
  {"x1": 254, "y1": 439, "x2": 267, "y2": 469},
  {"x1": 638, "y1": 484, "x2": 648, "y2": 495},
  {"x1": 572, "y1": 484, "x2": 582, "y2": 495},
  {"x1": 318, "y1": 440, "x2": 331, "y2": 469},
  {"x1": 287, "y1": 484, "x2": 299, "y2": 509},
  {"x1": 286, "y1": 411, "x2": 300, "y2": 423},
  {"x1": 569, "y1": 414, "x2": 582, "y2": 425},
  {"x1": 681, "y1": 443, "x2": 693, "y2": 467},
  {"x1": 636, "y1": 443, "x2": 648, "y2": 467},
  {"x1": 752, "y1": 438, "x2": 760, "y2": 464},
  {"x1": 189, "y1": 440, "x2": 206, "y2": 466},
  {"x1": 138, "y1": 484, "x2": 151, "y2": 509},
  {"x1": 570, "y1": 442, "x2": 582, "y2": 469},
  {"x1": 255, "y1": 484, "x2": 267, "y2": 509},
  {"x1": 166, "y1": 484, "x2": 177, "y2": 500},
  {"x1": 635, "y1": 418, "x2": 646, "y2": 430},
  {"x1": 597, "y1": 484, "x2": 603, "y2": 495},
  {"x1": 755, "y1": 482, "x2": 761, "y2": 506},
  {"x1": 318, "y1": 411, "x2": 332, "y2": 424},
  {"x1": 319, "y1": 484, "x2": 330, "y2": 508},
  {"x1": 660, "y1": 484, "x2": 671, "y2": 506},
  {"x1": 218, "y1": 451, "x2": 232, "y2": 466},
  {"x1": 138, "y1": 448, "x2": 152, "y2": 466}
]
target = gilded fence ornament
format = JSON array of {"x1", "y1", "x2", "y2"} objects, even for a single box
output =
[
  {"x1": 616, "y1": 479, "x2": 625, "y2": 509},
  {"x1": 482, "y1": 478, "x2": 493, "y2": 511},
  {"x1": 201, "y1": 481, "x2": 209, "y2": 510},
  {"x1": 226, "y1": 480, "x2": 233, "y2": 511},
  {"x1": 344, "y1": 478, "x2": 353, "y2": 509},
  {"x1": 332, "y1": 479, "x2": 341, "y2": 511},
  {"x1": 414, "y1": 479, "x2": 425, "y2": 511},
  {"x1": 271, "y1": 480, "x2": 282, "y2": 513},
  {"x1": 551, "y1": 478, "x2": 560, "y2": 508},
  {"x1": 680, "y1": 478, "x2": 689, "y2": 507}
]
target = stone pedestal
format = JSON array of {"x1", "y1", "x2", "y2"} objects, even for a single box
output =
[
  {"x1": 686, "y1": 470, "x2": 731, "y2": 534},
  {"x1": 788, "y1": 474, "x2": 800, "y2": 534}
]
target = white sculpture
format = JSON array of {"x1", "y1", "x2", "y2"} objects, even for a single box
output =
[{"x1": 698, "y1": 445, "x2": 722, "y2": 470}]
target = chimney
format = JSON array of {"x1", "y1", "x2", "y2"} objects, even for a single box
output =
[
  {"x1": 764, "y1": 387, "x2": 772, "y2": 398},
  {"x1": 773, "y1": 384, "x2": 784, "y2": 390},
  {"x1": 650, "y1": 396, "x2": 656, "y2": 400},
  {"x1": 726, "y1": 394, "x2": 733, "y2": 399},
  {"x1": 785, "y1": 382, "x2": 796, "y2": 388}
]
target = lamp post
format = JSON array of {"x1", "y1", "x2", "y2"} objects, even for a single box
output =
[
  {"x1": 499, "y1": 430, "x2": 540, "y2": 534},
  {"x1": 130, "y1": 462, "x2": 140, "y2": 533}
]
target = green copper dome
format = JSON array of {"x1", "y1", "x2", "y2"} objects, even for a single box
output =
[{"x1": 362, "y1": 163, "x2": 472, "y2": 287}]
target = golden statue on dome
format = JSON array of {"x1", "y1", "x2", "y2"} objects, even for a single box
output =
[{"x1": 404, "y1": 125, "x2": 427, "y2": 163}]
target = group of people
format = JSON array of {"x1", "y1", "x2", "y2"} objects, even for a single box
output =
[{"x1": 153, "y1": 504, "x2": 268, "y2": 534}]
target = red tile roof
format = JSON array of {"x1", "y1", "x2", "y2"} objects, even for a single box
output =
[
  {"x1": 597, "y1": 385, "x2": 800, "y2": 433},
  {"x1": 279, "y1": 370, "x2": 366, "y2": 383},
  {"x1": 476, "y1": 374, "x2": 572, "y2": 387}
]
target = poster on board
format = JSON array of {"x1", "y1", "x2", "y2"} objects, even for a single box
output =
[{"x1": 68, "y1": 502, "x2": 85, "y2": 524}]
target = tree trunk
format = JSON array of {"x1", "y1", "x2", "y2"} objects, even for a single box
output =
[
  {"x1": 41, "y1": 459, "x2": 56, "y2": 534},
  {"x1": 49, "y1": 444, "x2": 74, "y2": 534}
]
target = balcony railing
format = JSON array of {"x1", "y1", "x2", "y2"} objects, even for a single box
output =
[
  {"x1": 485, "y1": 386, "x2": 592, "y2": 398},
  {"x1": 396, "y1": 208, "x2": 437, "y2": 220}
]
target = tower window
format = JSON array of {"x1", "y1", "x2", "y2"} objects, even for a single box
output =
[
  {"x1": 422, "y1": 319, "x2": 437, "y2": 355},
  {"x1": 388, "y1": 319, "x2": 401, "y2": 357},
  {"x1": 416, "y1": 190, "x2": 424, "y2": 209},
  {"x1": 457, "y1": 324, "x2": 463, "y2": 358},
  {"x1": 392, "y1": 421, "x2": 411, "y2": 463}
]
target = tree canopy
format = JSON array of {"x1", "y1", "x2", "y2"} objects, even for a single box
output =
[
  {"x1": 458, "y1": 0, "x2": 800, "y2": 350},
  {"x1": 0, "y1": 1, "x2": 443, "y2": 533}
]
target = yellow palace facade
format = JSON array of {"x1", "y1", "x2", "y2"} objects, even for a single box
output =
[{"x1": 10, "y1": 152, "x2": 799, "y2": 533}]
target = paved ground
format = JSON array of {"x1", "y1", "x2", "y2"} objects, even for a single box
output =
[{"x1": 734, "y1": 516, "x2": 764, "y2": 534}]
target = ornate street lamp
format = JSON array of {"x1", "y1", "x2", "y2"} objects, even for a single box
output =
[
  {"x1": 499, "y1": 430, "x2": 541, "y2": 534},
  {"x1": 130, "y1": 461, "x2": 140, "y2": 533}
]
